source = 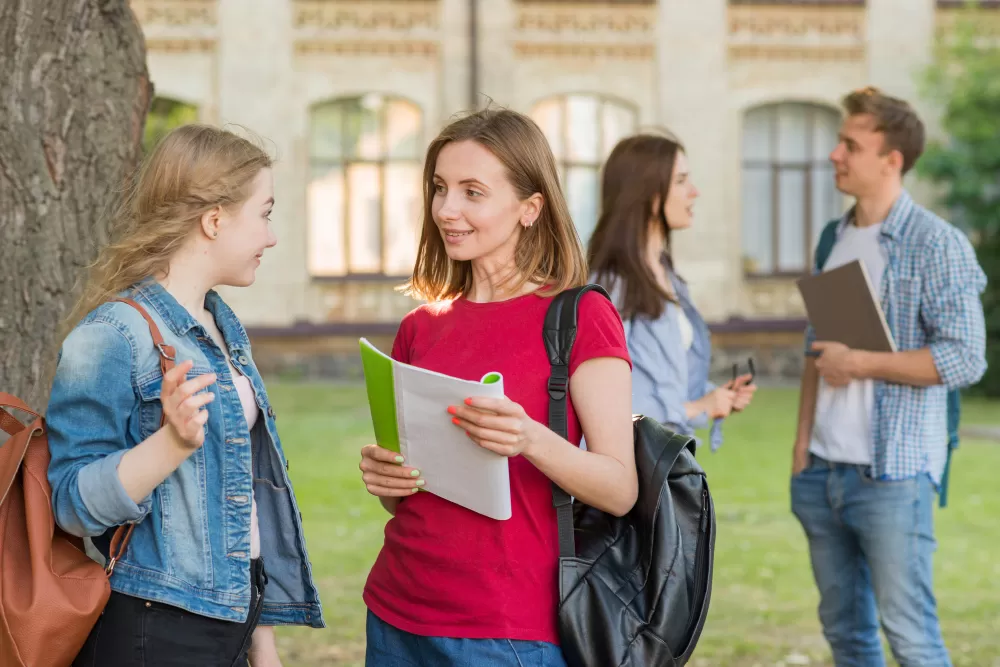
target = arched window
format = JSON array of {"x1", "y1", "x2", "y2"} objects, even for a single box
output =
[
  {"x1": 741, "y1": 102, "x2": 844, "y2": 276},
  {"x1": 143, "y1": 96, "x2": 198, "y2": 154},
  {"x1": 531, "y1": 94, "x2": 638, "y2": 243},
  {"x1": 308, "y1": 94, "x2": 423, "y2": 277}
]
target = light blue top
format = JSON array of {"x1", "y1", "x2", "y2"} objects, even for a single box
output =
[
  {"x1": 595, "y1": 266, "x2": 724, "y2": 450},
  {"x1": 45, "y1": 278, "x2": 324, "y2": 627}
]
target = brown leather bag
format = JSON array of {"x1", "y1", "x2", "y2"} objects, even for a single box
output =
[{"x1": 0, "y1": 298, "x2": 174, "y2": 666}]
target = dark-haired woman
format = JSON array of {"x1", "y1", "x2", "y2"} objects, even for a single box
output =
[{"x1": 588, "y1": 133, "x2": 756, "y2": 449}]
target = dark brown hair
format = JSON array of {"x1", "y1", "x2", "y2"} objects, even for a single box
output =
[
  {"x1": 587, "y1": 133, "x2": 684, "y2": 320},
  {"x1": 403, "y1": 107, "x2": 588, "y2": 302},
  {"x1": 842, "y1": 86, "x2": 925, "y2": 175}
]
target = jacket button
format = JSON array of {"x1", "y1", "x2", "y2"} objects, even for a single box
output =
[
  {"x1": 268, "y1": 406, "x2": 276, "y2": 419},
  {"x1": 238, "y1": 355, "x2": 249, "y2": 365}
]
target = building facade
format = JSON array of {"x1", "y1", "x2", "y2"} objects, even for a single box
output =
[{"x1": 130, "y1": 0, "x2": 992, "y2": 378}]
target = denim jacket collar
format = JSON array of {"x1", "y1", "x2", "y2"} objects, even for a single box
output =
[{"x1": 132, "y1": 278, "x2": 250, "y2": 356}]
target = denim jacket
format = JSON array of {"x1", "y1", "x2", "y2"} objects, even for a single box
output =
[
  {"x1": 46, "y1": 279, "x2": 324, "y2": 627},
  {"x1": 596, "y1": 267, "x2": 724, "y2": 450}
]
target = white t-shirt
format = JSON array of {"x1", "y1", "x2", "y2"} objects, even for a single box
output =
[
  {"x1": 809, "y1": 222, "x2": 886, "y2": 465},
  {"x1": 677, "y1": 307, "x2": 694, "y2": 351}
]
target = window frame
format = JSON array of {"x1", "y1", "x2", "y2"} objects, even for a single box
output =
[
  {"x1": 530, "y1": 93, "x2": 639, "y2": 242},
  {"x1": 307, "y1": 94, "x2": 424, "y2": 281},
  {"x1": 741, "y1": 102, "x2": 843, "y2": 279}
]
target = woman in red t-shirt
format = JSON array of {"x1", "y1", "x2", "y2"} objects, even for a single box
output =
[{"x1": 357, "y1": 108, "x2": 638, "y2": 666}]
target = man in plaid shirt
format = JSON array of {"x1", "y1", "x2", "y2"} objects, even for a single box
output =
[{"x1": 791, "y1": 87, "x2": 987, "y2": 667}]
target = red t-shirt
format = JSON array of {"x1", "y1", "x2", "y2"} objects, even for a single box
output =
[{"x1": 363, "y1": 291, "x2": 631, "y2": 644}]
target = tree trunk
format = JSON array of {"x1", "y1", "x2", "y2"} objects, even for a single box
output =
[{"x1": 0, "y1": 0, "x2": 152, "y2": 411}]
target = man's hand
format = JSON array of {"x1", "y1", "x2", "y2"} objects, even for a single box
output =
[
  {"x1": 811, "y1": 341, "x2": 861, "y2": 387},
  {"x1": 792, "y1": 445, "x2": 810, "y2": 476}
]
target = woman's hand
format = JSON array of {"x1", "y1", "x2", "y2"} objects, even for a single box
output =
[
  {"x1": 161, "y1": 360, "x2": 216, "y2": 450},
  {"x1": 448, "y1": 397, "x2": 545, "y2": 458},
  {"x1": 359, "y1": 444, "x2": 425, "y2": 497},
  {"x1": 701, "y1": 385, "x2": 736, "y2": 420},
  {"x1": 729, "y1": 373, "x2": 758, "y2": 413}
]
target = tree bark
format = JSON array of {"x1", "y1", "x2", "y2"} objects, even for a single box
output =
[{"x1": 0, "y1": 0, "x2": 152, "y2": 410}]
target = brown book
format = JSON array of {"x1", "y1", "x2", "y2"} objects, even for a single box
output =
[{"x1": 796, "y1": 259, "x2": 897, "y2": 353}]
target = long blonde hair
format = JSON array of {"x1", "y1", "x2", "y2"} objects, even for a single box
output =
[
  {"x1": 63, "y1": 124, "x2": 272, "y2": 333},
  {"x1": 403, "y1": 108, "x2": 588, "y2": 302}
]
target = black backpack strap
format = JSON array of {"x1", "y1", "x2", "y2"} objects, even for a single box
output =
[{"x1": 542, "y1": 284, "x2": 612, "y2": 559}]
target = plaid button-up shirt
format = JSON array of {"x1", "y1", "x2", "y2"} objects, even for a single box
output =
[{"x1": 804, "y1": 190, "x2": 987, "y2": 484}]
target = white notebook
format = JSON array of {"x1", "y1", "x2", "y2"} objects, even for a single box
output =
[{"x1": 359, "y1": 338, "x2": 512, "y2": 520}]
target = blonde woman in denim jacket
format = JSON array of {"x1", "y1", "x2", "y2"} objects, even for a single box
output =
[{"x1": 45, "y1": 125, "x2": 323, "y2": 666}]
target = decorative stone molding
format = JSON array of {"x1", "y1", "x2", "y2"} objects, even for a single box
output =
[
  {"x1": 516, "y1": 0, "x2": 655, "y2": 4},
  {"x1": 728, "y1": 5, "x2": 866, "y2": 61},
  {"x1": 293, "y1": 1, "x2": 439, "y2": 31},
  {"x1": 729, "y1": 44, "x2": 863, "y2": 60},
  {"x1": 130, "y1": 0, "x2": 217, "y2": 27},
  {"x1": 513, "y1": 42, "x2": 654, "y2": 59},
  {"x1": 936, "y1": 0, "x2": 1000, "y2": 7},
  {"x1": 294, "y1": 39, "x2": 438, "y2": 57},
  {"x1": 513, "y1": 3, "x2": 655, "y2": 59},
  {"x1": 729, "y1": 0, "x2": 863, "y2": 5},
  {"x1": 935, "y1": 6, "x2": 1000, "y2": 38},
  {"x1": 729, "y1": 5, "x2": 864, "y2": 39},
  {"x1": 516, "y1": 4, "x2": 655, "y2": 34},
  {"x1": 144, "y1": 38, "x2": 217, "y2": 53}
]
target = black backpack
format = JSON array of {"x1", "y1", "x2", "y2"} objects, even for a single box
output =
[{"x1": 543, "y1": 284, "x2": 716, "y2": 667}]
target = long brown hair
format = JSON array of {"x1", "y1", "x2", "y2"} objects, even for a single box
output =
[
  {"x1": 587, "y1": 133, "x2": 685, "y2": 320},
  {"x1": 63, "y1": 124, "x2": 272, "y2": 334},
  {"x1": 402, "y1": 108, "x2": 588, "y2": 302}
]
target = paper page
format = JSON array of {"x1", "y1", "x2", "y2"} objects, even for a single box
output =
[
  {"x1": 394, "y1": 364, "x2": 512, "y2": 521},
  {"x1": 855, "y1": 261, "x2": 898, "y2": 352}
]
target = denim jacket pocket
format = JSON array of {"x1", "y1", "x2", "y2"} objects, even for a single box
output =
[{"x1": 136, "y1": 365, "x2": 214, "y2": 438}]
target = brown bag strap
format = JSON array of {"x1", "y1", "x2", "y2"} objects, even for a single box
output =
[
  {"x1": 0, "y1": 394, "x2": 44, "y2": 506},
  {"x1": 103, "y1": 297, "x2": 177, "y2": 575},
  {"x1": 0, "y1": 393, "x2": 41, "y2": 436},
  {"x1": 111, "y1": 297, "x2": 177, "y2": 377}
]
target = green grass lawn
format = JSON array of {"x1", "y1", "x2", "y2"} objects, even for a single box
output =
[{"x1": 268, "y1": 382, "x2": 1000, "y2": 667}]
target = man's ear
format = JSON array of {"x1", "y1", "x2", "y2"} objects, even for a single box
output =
[{"x1": 885, "y1": 148, "x2": 905, "y2": 175}]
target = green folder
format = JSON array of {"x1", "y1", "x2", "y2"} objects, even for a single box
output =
[
  {"x1": 359, "y1": 338, "x2": 501, "y2": 453},
  {"x1": 359, "y1": 338, "x2": 402, "y2": 453},
  {"x1": 358, "y1": 338, "x2": 510, "y2": 520}
]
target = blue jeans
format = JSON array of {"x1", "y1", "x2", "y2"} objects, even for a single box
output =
[
  {"x1": 365, "y1": 610, "x2": 568, "y2": 667},
  {"x1": 791, "y1": 455, "x2": 951, "y2": 667}
]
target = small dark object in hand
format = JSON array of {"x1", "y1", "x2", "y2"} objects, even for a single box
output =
[{"x1": 732, "y1": 358, "x2": 755, "y2": 386}]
